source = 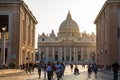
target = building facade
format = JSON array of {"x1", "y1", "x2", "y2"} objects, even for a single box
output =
[
  {"x1": 38, "y1": 12, "x2": 96, "y2": 64},
  {"x1": 0, "y1": 0, "x2": 37, "y2": 68},
  {"x1": 94, "y1": 0, "x2": 120, "y2": 66}
]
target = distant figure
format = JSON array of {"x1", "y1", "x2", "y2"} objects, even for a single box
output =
[
  {"x1": 47, "y1": 62, "x2": 52, "y2": 80},
  {"x1": 87, "y1": 64, "x2": 92, "y2": 78},
  {"x1": 55, "y1": 61, "x2": 61, "y2": 80},
  {"x1": 29, "y1": 61, "x2": 33, "y2": 74},
  {"x1": 61, "y1": 62, "x2": 66, "y2": 76},
  {"x1": 74, "y1": 65, "x2": 80, "y2": 75},
  {"x1": 25, "y1": 63, "x2": 29, "y2": 74},
  {"x1": 82, "y1": 64, "x2": 85, "y2": 68},
  {"x1": 70, "y1": 64, "x2": 73, "y2": 72},
  {"x1": 38, "y1": 62, "x2": 42, "y2": 79},
  {"x1": 51, "y1": 63, "x2": 56, "y2": 79},
  {"x1": 112, "y1": 61, "x2": 119, "y2": 80},
  {"x1": 93, "y1": 64, "x2": 98, "y2": 77},
  {"x1": 43, "y1": 64, "x2": 47, "y2": 79}
]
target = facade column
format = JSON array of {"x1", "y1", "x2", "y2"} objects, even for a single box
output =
[
  {"x1": 58, "y1": 47, "x2": 60, "y2": 61},
  {"x1": 87, "y1": 47, "x2": 90, "y2": 61},
  {"x1": 118, "y1": 13, "x2": 120, "y2": 64},
  {"x1": 52, "y1": 47, "x2": 54, "y2": 60},
  {"x1": 74, "y1": 47, "x2": 76, "y2": 61},
  {"x1": 70, "y1": 47, "x2": 71, "y2": 61},
  {"x1": 76, "y1": 47, "x2": 78, "y2": 61},
  {"x1": 64, "y1": 47, "x2": 66, "y2": 62},
  {"x1": 81, "y1": 47, "x2": 84, "y2": 60},
  {"x1": 46, "y1": 47, "x2": 48, "y2": 62},
  {"x1": 38, "y1": 48, "x2": 41, "y2": 60},
  {"x1": 22, "y1": 50, "x2": 25, "y2": 64},
  {"x1": 60, "y1": 47, "x2": 62, "y2": 61}
]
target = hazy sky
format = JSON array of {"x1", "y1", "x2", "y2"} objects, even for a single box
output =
[{"x1": 24, "y1": 0, "x2": 106, "y2": 47}]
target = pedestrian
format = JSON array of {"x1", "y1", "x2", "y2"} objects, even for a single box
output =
[
  {"x1": 38, "y1": 61, "x2": 42, "y2": 79},
  {"x1": 82, "y1": 64, "x2": 85, "y2": 69},
  {"x1": 32, "y1": 63, "x2": 35, "y2": 72},
  {"x1": 87, "y1": 64, "x2": 92, "y2": 78},
  {"x1": 29, "y1": 61, "x2": 33, "y2": 74},
  {"x1": 43, "y1": 63, "x2": 47, "y2": 79},
  {"x1": 59, "y1": 63, "x2": 64, "y2": 78},
  {"x1": 55, "y1": 61, "x2": 61, "y2": 80},
  {"x1": 25, "y1": 62, "x2": 29, "y2": 74},
  {"x1": 51, "y1": 63, "x2": 56, "y2": 79},
  {"x1": 70, "y1": 64, "x2": 73, "y2": 72},
  {"x1": 74, "y1": 65, "x2": 80, "y2": 75},
  {"x1": 61, "y1": 62, "x2": 66, "y2": 76},
  {"x1": 47, "y1": 62, "x2": 52, "y2": 80},
  {"x1": 22, "y1": 64, "x2": 25, "y2": 70},
  {"x1": 93, "y1": 64, "x2": 98, "y2": 77},
  {"x1": 112, "y1": 60, "x2": 120, "y2": 80}
]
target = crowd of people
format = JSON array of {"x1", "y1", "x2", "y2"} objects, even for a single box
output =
[
  {"x1": 20, "y1": 61, "x2": 66, "y2": 80},
  {"x1": 38, "y1": 61, "x2": 66, "y2": 80},
  {"x1": 19, "y1": 60, "x2": 120, "y2": 80}
]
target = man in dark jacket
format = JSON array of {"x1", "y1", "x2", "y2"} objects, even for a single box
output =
[{"x1": 112, "y1": 60, "x2": 119, "y2": 80}]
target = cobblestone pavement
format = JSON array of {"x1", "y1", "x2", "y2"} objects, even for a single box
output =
[{"x1": 0, "y1": 65, "x2": 119, "y2": 80}]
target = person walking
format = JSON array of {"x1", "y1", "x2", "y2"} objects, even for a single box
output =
[
  {"x1": 38, "y1": 61, "x2": 42, "y2": 79},
  {"x1": 55, "y1": 61, "x2": 61, "y2": 80},
  {"x1": 51, "y1": 63, "x2": 56, "y2": 79},
  {"x1": 47, "y1": 62, "x2": 52, "y2": 80},
  {"x1": 61, "y1": 62, "x2": 66, "y2": 76},
  {"x1": 112, "y1": 60, "x2": 120, "y2": 80},
  {"x1": 87, "y1": 64, "x2": 92, "y2": 78},
  {"x1": 43, "y1": 63, "x2": 47, "y2": 79},
  {"x1": 93, "y1": 64, "x2": 98, "y2": 77},
  {"x1": 29, "y1": 61, "x2": 33, "y2": 74},
  {"x1": 25, "y1": 62, "x2": 29, "y2": 74},
  {"x1": 70, "y1": 64, "x2": 73, "y2": 72},
  {"x1": 74, "y1": 65, "x2": 80, "y2": 75}
]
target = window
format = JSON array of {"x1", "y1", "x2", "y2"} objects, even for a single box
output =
[
  {"x1": 42, "y1": 38, "x2": 45, "y2": 42},
  {"x1": 78, "y1": 55, "x2": 81, "y2": 60},
  {"x1": 55, "y1": 55, "x2": 58, "y2": 60}
]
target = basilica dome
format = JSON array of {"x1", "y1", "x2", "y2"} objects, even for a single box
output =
[
  {"x1": 59, "y1": 12, "x2": 80, "y2": 33},
  {"x1": 58, "y1": 12, "x2": 80, "y2": 39}
]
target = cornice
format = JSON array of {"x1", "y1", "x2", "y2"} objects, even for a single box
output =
[
  {"x1": 94, "y1": 0, "x2": 120, "y2": 24},
  {"x1": 0, "y1": 0, "x2": 38, "y2": 24},
  {"x1": 38, "y1": 42, "x2": 96, "y2": 47}
]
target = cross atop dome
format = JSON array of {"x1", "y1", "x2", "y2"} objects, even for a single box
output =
[{"x1": 67, "y1": 10, "x2": 72, "y2": 19}]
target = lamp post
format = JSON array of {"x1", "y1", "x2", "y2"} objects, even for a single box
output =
[{"x1": 1, "y1": 26, "x2": 6, "y2": 66}]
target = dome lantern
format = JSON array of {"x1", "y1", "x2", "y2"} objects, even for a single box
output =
[{"x1": 67, "y1": 11, "x2": 72, "y2": 19}]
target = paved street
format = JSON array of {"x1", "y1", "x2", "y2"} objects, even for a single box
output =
[{"x1": 0, "y1": 65, "x2": 119, "y2": 80}]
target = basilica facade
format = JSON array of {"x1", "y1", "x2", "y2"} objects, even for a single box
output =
[{"x1": 38, "y1": 12, "x2": 96, "y2": 64}]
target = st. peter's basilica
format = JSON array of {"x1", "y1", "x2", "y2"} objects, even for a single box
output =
[{"x1": 37, "y1": 12, "x2": 96, "y2": 64}]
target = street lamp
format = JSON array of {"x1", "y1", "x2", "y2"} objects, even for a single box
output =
[{"x1": 1, "y1": 26, "x2": 6, "y2": 67}]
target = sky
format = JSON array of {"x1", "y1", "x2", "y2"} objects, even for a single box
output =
[{"x1": 24, "y1": 0, "x2": 106, "y2": 48}]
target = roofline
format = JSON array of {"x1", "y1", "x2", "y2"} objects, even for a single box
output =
[
  {"x1": 94, "y1": 0, "x2": 120, "y2": 24},
  {"x1": 21, "y1": 1, "x2": 38, "y2": 24},
  {"x1": 94, "y1": 1, "x2": 108, "y2": 24},
  {"x1": 0, "y1": 0, "x2": 38, "y2": 24}
]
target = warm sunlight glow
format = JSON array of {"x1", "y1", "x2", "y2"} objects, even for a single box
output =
[{"x1": 24, "y1": 0, "x2": 106, "y2": 47}]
